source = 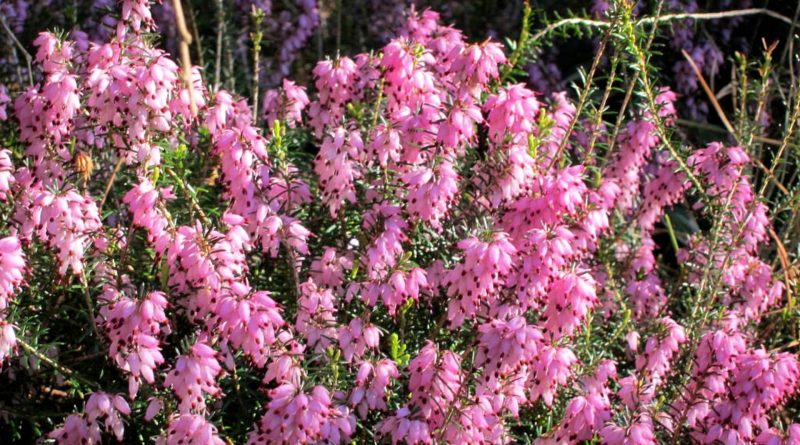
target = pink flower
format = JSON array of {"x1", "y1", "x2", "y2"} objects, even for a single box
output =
[
  {"x1": 49, "y1": 392, "x2": 130, "y2": 444},
  {"x1": 248, "y1": 383, "x2": 355, "y2": 444},
  {"x1": 688, "y1": 143, "x2": 768, "y2": 250},
  {"x1": 309, "y1": 57, "x2": 359, "y2": 136},
  {"x1": 166, "y1": 223, "x2": 249, "y2": 320},
  {"x1": 541, "y1": 272, "x2": 597, "y2": 339},
  {"x1": 688, "y1": 346, "x2": 799, "y2": 443},
  {"x1": 720, "y1": 250, "x2": 783, "y2": 320},
  {"x1": 338, "y1": 318, "x2": 381, "y2": 362},
  {"x1": 367, "y1": 123, "x2": 403, "y2": 168},
  {"x1": 363, "y1": 267, "x2": 428, "y2": 314},
  {"x1": 482, "y1": 142, "x2": 538, "y2": 207},
  {"x1": 529, "y1": 346, "x2": 577, "y2": 406},
  {"x1": 601, "y1": 414, "x2": 658, "y2": 445},
  {"x1": 0, "y1": 85, "x2": 10, "y2": 121},
  {"x1": 27, "y1": 189, "x2": 101, "y2": 275},
  {"x1": 538, "y1": 361, "x2": 617, "y2": 444},
  {"x1": 119, "y1": 0, "x2": 156, "y2": 37},
  {"x1": 407, "y1": 342, "x2": 463, "y2": 426},
  {"x1": 262, "y1": 79, "x2": 310, "y2": 128},
  {"x1": 653, "y1": 87, "x2": 678, "y2": 125},
  {"x1": 638, "y1": 155, "x2": 687, "y2": 231},
  {"x1": 215, "y1": 288, "x2": 285, "y2": 368},
  {"x1": 601, "y1": 120, "x2": 660, "y2": 212},
  {"x1": 449, "y1": 41, "x2": 506, "y2": 96},
  {"x1": 363, "y1": 204, "x2": 408, "y2": 280},
  {"x1": 624, "y1": 237, "x2": 667, "y2": 319},
  {"x1": 404, "y1": 160, "x2": 460, "y2": 229},
  {"x1": 98, "y1": 288, "x2": 169, "y2": 398},
  {"x1": 314, "y1": 127, "x2": 363, "y2": 217},
  {"x1": 263, "y1": 331, "x2": 305, "y2": 386},
  {"x1": 381, "y1": 39, "x2": 439, "y2": 112},
  {"x1": 145, "y1": 397, "x2": 163, "y2": 421},
  {"x1": 445, "y1": 232, "x2": 517, "y2": 326},
  {"x1": 476, "y1": 316, "x2": 543, "y2": 376},
  {"x1": 156, "y1": 414, "x2": 225, "y2": 445},
  {"x1": 484, "y1": 84, "x2": 540, "y2": 143},
  {"x1": 437, "y1": 101, "x2": 483, "y2": 148},
  {"x1": 0, "y1": 236, "x2": 25, "y2": 310},
  {"x1": 349, "y1": 359, "x2": 400, "y2": 418},
  {"x1": 310, "y1": 247, "x2": 352, "y2": 288},
  {"x1": 379, "y1": 406, "x2": 433, "y2": 445},
  {"x1": 0, "y1": 320, "x2": 16, "y2": 368},
  {"x1": 634, "y1": 317, "x2": 686, "y2": 383},
  {"x1": 123, "y1": 180, "x2": 172, "y2": 254},
  {"x1": 0, "y1": 149, "x2": 15, "y2": 200},
  {"x1": 757, "y1": 424, "x2": 800, "y2": 445},
  {"x1": 164, "y1": 340, "x2": 223, "y2": 413},
  {"x1": 441, "y1": 403, "x2": 508, "y2": 444},
  {"x1": 4, "y1": 1, "x2": 798, "y2": 442},
  {"x1": 295, "y1": 280, "x2": 338, "y2": 352}
]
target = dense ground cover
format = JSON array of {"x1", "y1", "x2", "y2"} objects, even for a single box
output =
[{"x1": 0, "y1": 0, "x2": 800, "y2": 443}]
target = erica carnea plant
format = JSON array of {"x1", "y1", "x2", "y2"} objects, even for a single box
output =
[{"x1": 0, "y1": 0, "x2": 799, "y2": 444}]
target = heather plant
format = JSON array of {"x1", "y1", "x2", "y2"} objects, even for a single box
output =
[{"x1": 1, "y1": 0, "x2": 800, "y2": 444}]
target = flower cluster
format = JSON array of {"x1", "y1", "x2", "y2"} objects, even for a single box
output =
[
  {"x1": 0, "y1": 1, "x2": 796, "y2": 444},
  {"x1": 48, "y1": 392, "x2": 131, "y2": 444},
  {"x1": 97, "y1": 286, "x2": 169, "y2": 398}
]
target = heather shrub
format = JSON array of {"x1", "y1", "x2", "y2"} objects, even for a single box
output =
[{"x1": 0, "y1": 1, "x2": 799, "y2": 444}]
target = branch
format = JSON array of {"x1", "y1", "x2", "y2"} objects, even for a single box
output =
[
  {"x1": 250, "y1": 8, "x2": 265, "y2": 121},
  {"x1": 80, "y1": 273, "x2": 101, "y2": 340},
  {"x1": 681, "y1": 49, "x2": 737, "y2": 136},
  {"x1": 681, "y1": 48, "x2": 792, "y2": 197},
  {"x1": 99, "y1": 157, "x2": 125, "y2": 213},
  {"x1": 0, "y1": 12, "x2": 33, "y2": 86},
  {"x1": 17, "y1": 338, "x2": 98, "y2": 389},
  {"x1": 639, "y1": 8, "x2": 794, "y2": 26},
  {"x1": 185, "y1": 0, "x2": 204, "y2": 70},
  {"x1": 172, "y1": 0, "x2": 197, "y2": 116},
  {"x1": 548, "y1": 10, "x2": 618, "y2": 168},
  {"x1": 530, "y1": 17, "x2": 608, "y2": 43},
  {"x1": 676, "y1": 118, "x2": 783, "y2": 145},
  {"x1": 625, "y1": 6, "x2": 708, "y2": 198},
  {"x1": 768, "y1": 226, "x2": 795, "y2": 312},
  {"x1": 282, "y1": 240, "x2": 302, "y2": 299},
  {"x1": 214, "y1": 0, "x2": 225, "y2": 92},
  {"x1": 165, "y1": 167, "x2": 209, "y2": 226},
  {"x1": 531, "y1": 8, "x2": 793, "y2": 43}
]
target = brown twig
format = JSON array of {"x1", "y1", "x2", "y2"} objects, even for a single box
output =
[
  {"x1": 80, "y1": 273, "x2": 101, "y2": 339},
  {"x1": 214, "y1": 0, "x2": 225, "y2": 91},
  {"x1": 681, "y1": 49, "x2": 736, "y2": 135},
  {"x1": 768, "y1": 226, "x2": 795, "y2": 311},
  {"x1": 676, "y1": 118, "x2": 783, "y2": 145},
  {"x1": 185, "y1": 0, "x2": 204, "y2": 70},
  {"x1": 172, "y1": 0, "x2": 197, "y2": 116},
  {"x1": 0, "y1": 12, "x2": 33, "y2": 86},
  {"x1": 99, "y1": 157, "x2": 125, "y2": 212},
  {"x1": 17, "y1": 338, "x2": 98, "y2": 389},
  {"x1": 680, "y1": 49, "x2": 790, "y2": 196}
]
